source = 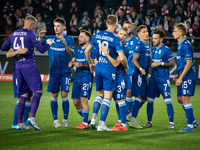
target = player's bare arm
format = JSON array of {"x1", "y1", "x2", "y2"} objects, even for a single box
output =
[
  {"x1": 6, "y1": 46, "x2": 28, "y2": 58},
  {"x1": 38, "y1": 30, "x2": 47, "y2": 41},
  {"x1": 176, "y1": 59, "x2": 192, "y2": 87},
  {"x1": 133, "y1": 54, "x2": 146, "y2": 75},
  {"x1": 151, "y1": 59, "x2": 175, "y2": 68},
  {"x1": 58, "y1": 36, "x2": 74, "y2": 59},
  {"x1": 85, "y1": 45, "x2": 95, "y2": 73},
  {"x1": 101, "y1": 43, "x2": 121, "y2": 67},
  {"x1": 68, "y1": 58, "x2": 75, "y2": 67}
]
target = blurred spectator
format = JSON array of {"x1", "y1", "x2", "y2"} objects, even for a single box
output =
[
  {"x1": 79, "y1": 19, "x2": 92, "y2": 33},
  {"x1": 43, "y1": 11, "x2": 54, "y2": 35},
  {"x1": 96, "y1": 8, "x2": 107, "y2": 23},
  {"x1": 69, "y1": 13, "x2": 78, "y2": 36},
  {"x1": 188, "y1": 0, "x2": 198, "y2": 14},
  {"x1": 118, "y1": 10, "x2": 127, "y2": 26},
  {"x1": 150, "y1": 11, "x2": 162, "y2": 35},
  {"x1": 15, "y1": 9, "x2": 22, "y2": 28},
  {"x1": 179, "y1": 0, "x2": 187, "y2": 9},
  {"x1": 196, "y1": 2, "x2": 200, "y2": 17},
  {"x1": 192, "y1": 16, "x2": 199, "y2": 36},
  {"x1": 104, "y1": 0, "x2": 117, "y2": 15},
  {"x1": 55, "y1": 2, "x2": 66, "y2": 19},
  {"x1": 21, "y1": 0, "x2": 33, "y2": 18},
  {"x1": 17, "y1": 18, "x2": 25, "y2": 29},
  {"x1": 3, "y1": 19, "x2": 16, "y2": 41},
  {"x1": 35, "y1": 15, "x2": 47, "y2": 37},
  {"x1": 132, "y1": 23, "x2": 138, "y2": 37},
  {"x1": 36, "y1": 1, "x2": 49, "y2": 18},
  {"x1": 186, "y1": 27, "x2": 195, "y2": 45},
  {"x1": 91, "y1": 16, "x2": 105, "y2": 35},
  {"x1": 54, "y1": 0, "x2": 70, "y2": 10},
  {"x1": 173, "y1": 3, "x2": 185, "y2": 23},
  {"x1": 94, "y1": 2, "x2": 101, "y2": 19},
  {"x1": 157, "y1": 24, "x2": 170, "y2": 44},
  {"x1": 45, "y1": 0, "x2": 54, "y2": 14},
  {"x1": 134, "y1": 0, "x2": 148, "y2": 20},
  {"x1": 78, "y1": 11, "x2": 90, "y2": 29},
  {"x1": 131, "y1": 11, "x2": 143, "y2": 26},
  {"x1": 1, "y1": 0, "x2": 15, "y2": 21},
  {"x1": 116, "y1": 0, "x2": 131, "y2": 21},
  {"x1": 147, "y1": 0, "x2": 160, "y2": 21},
  {"x1": 161, "y1": 3, "x2": 169, "y2": 19},
  {"x1": 67, "y1": 1, "x2": 80, "y2": 22},
  {"x1": 184, "y1": 7, "x2": 193, "y2": 24},
  {"x1": 160, "y1": 0, "x2": 174, "y2": 15}
]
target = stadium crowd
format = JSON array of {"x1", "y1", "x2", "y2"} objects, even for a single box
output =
[{"x1": 1, "y1": 0, "x2": 200, "y2": 51}]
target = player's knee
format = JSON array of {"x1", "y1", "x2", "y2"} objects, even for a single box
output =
[
  {"x1": 52, "y1": 92, "x2": 58, "y2": 99},
  {"x1": 73, "y1": 99, "x2": 81, "y2": 107}
]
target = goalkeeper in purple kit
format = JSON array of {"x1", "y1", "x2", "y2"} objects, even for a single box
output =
[{"x1": 1, "y1": 15, "x2": 55, "y2": 131}]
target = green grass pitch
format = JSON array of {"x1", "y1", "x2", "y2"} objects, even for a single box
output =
[{"x1": 0, "y1": 82, "x2": 199, "y2": 150}]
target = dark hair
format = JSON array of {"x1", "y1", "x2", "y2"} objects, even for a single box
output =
[
  {"x1": 54, "y1": 17, "x2": 66, "y2": 26},
  {"x1": 80, "y1": 30, "x2": 92, "y2": 41},
  {"x1": 153, "y1": 30, "x2": 164, "y2": 39},
  {"x1": 136, "y1": 25, "x2": 147, "y2": 33}
]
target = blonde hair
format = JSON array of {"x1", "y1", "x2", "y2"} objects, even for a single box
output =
[
  {"x1": 106, "y1": 15, "x2": 117, "y2": 25},
  {"x1": 175, "y1": 23, "x2": 186, "y2": 35},
  {"x1": 25, "y1": 15, "x2": 37, "y2": 22}
]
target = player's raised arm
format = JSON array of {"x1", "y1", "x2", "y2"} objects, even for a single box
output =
[
  {"x1": 58, "y1": 36, "x2": 74, "y2": 59},
  {"x1": 6, "y1": 46, "x2": 28, "y2": 58}
]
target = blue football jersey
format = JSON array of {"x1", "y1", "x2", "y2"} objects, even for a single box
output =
[
  {"x1": 41, "y1": 34, "x2": 75, "y2": 74},
  {"x1": 117, "y1": 42, "x2": 129, "y2": 75},
  {"x1": 176, "y1": 39, "x2": 196, "y2": 79},
  {"x1": 133, "y1": 40, "x2": 150, "y2": 77},
  {"x1": 151, "y1": 44, "x2": 174, "y2": 80},
  {"x1": 89, "y1": 30, "x2": 123, "y2": 70},
  {"x1": 126, "y1": 36, "x2": 138, "y2": 75},
  {"x1": 73, "y1": 46, "x2": 95, "y2": 82}
]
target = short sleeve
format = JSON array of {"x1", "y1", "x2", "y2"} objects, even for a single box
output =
[
  {"x1": 166, "y1": 47, "x2": 174, "y2": 61},
  {"x1": 184, "y1": 44, "x2": 193, "y2": 60},
  {"x1": 89, "y1": 36, "x2": 95, "y2": 48},
  {"x1": 68, "y1": 37, "x2": 75, "y2": 51},
  {"x1": 73, "y1": 48, "x2": 78, "y2": 60},
  {"x1": 133, "y1": 43, "x2": 142, "y2": 55},
  {"x1": 115, "y1": 37, "x2": 123, "y2": 53}
]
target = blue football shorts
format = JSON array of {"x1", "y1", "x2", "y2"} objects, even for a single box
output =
[
  {"x1": 131, "y1": 72, "x2": 148, "y2": 98},
  {"x1": 177, "y1": 78, "x2": 196, "y2": 97},
  {"x1": 71, "y1": 81, "x2": 93, "y2": 99},
  {"x1": 148, "y1": 78, "x2": 171, "y2": 98},
  {"x1": 47, "y1": 72, "x2": 72, "y2": 93}
]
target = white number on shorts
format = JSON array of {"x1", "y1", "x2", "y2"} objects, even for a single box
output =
[
  {"x1": 13, "y1": 37, "x2": 24, "y2": 49},
  {"x1": 117, "y1": 85, "x2": 121, "y2": 93},
  {"x1": 182, "y1": 81, "x2": 188, "y2": 89},
  {"x1": 137, "y1": 75, "x2": 142, "y2": 87},
  {"x1": 97, "y1": 40, "x2": 109, "y2": 56},
  {"x1": 163, "y1": 84, "x2": 167, "y2": 91},
  {"x1": 83, "y1": 83, "x2": 90, "y2": 91},
  {"x1": 66, "y1": 78, "x2": 71, "y2": 85}
]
